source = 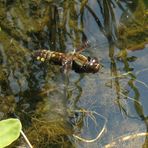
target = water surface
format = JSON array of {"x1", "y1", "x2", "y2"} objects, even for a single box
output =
[{"x1": 0, "y1": 0, "x2": 148, "y2": 147}]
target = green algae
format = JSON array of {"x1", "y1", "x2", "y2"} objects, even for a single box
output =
[
  {"x1": 0, "y1": 0, "x2": 148, "y2": 147},
  {"x1": 118, "y1": 0, "x2": 148, "y2": 51}
]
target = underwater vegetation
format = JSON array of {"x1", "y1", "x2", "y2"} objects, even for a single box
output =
[{"x1": 0, "y1": 0, "x2": 148, "y2": 147}]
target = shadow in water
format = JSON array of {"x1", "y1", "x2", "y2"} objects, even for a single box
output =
[{"x1": 108, "y1": 42, "x2": 148, "y2": 147}]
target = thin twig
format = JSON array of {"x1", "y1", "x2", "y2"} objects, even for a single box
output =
[
  {"x1": 72, "y1": 110, "x2": 107, "y2": 143},
  {"x1": 135, "y1": 68, "x2": 148, "y2": 75},
  {"x1": 119, "y1": 92, "x2": 142, "y2": 105},
  {"x1": 21, "y1": 130, "x2": 33, "y2": 148},
  {"x1": 134, "y1": 79, "x2": 148, "y2": 89},
  {"x1": 104, "y1": 132, "x2": 148, "y2": 148}
]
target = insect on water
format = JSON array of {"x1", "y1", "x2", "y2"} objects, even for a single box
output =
[{"x1": 34, "y1": 41, "x2": 100, "y2": 74}]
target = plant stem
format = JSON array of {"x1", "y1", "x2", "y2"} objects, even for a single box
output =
[{"x1": 21, "y1": 130, "x2": 33, "y2": 148}]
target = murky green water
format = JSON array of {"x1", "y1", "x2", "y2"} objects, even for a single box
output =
[{"x1": 0, "y1": 0, "x2": 148, "y2": 148}]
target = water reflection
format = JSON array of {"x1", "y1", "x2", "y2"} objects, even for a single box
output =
[
  {"x1": 0, "y1": 0, "x2": 148, "y2": 147},
  {"x1": 107, "y1": 43, "x2": 148, "y2": 147}
]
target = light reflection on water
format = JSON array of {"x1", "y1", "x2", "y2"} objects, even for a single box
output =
[{"x1": 0, "y1": 0, "x2": 148, "y2": 147}]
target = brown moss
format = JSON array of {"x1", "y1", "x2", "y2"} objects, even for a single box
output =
[
  {"x1": 26, "y1": 118, "x2": 74, "y2": 147},
  {"x1": 0, "y1": 95, "x2": 16, "y2": 114}
]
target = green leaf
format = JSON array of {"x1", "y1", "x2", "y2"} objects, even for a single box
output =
[{"x1": 0, "y1": 118, "x2": 22, "y2": 148}]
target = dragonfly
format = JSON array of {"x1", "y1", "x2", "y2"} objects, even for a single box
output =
[{"x1": 34, "y1": 42, "x2": 100, "y2": 74}]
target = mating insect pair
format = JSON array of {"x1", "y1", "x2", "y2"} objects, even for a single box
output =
[{"x1": 34, "y1": 42, "x2": 100, "y2": 74}]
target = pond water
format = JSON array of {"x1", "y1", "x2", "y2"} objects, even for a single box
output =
[{"x1": 0, "y1": 0, "x2": 148, "y2": 148}]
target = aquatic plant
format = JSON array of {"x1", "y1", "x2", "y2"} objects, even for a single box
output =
[
  {"x1": 0, "y1": 0, "x2": 148, "y2": 147},
  {"x1": 0, "y1": 118, "x2": 33, "y2": 148},
  {"x1": 0, "y1": 118, "x2": 21, "y2": 148}
]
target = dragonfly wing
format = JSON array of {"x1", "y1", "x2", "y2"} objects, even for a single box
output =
[
  {"x1": 61, "y1": 56, "x2": 73, "y2": 74},
  {"x1": 75, "y1": 41, "x2": 90, "y2": 53}
]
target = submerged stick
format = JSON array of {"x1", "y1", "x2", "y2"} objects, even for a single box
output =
[
  {"x1": 104, "y1": 132, "x2": 148, "y2": 148},
  {"x1": 21, "y1": 130, "x2": 33, "y2": 148}
]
